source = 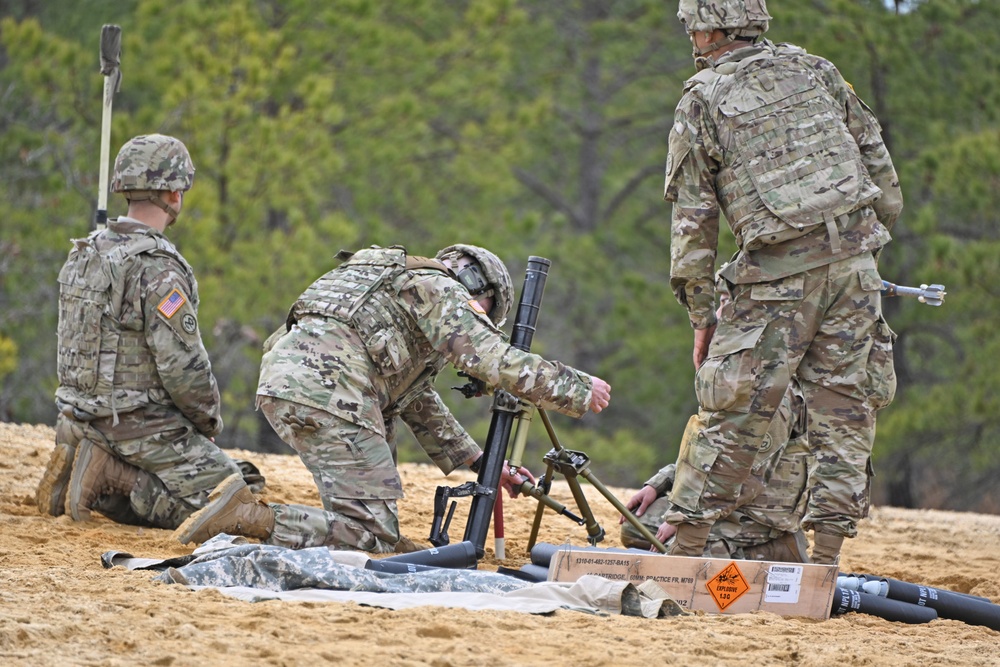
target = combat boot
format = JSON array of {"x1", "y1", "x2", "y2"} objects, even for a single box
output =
[
  {"x1": 36, "y1": 443, "x2": 77, "y2": 517},
  {"x1": 65, "y1": 439, "x2": 140, "y2": 521},
  {"x1": 742, "y1": 530, "x2": 812, "y2": 563},
  {"x1": 36, "y1": 415, "x2": 85, "y2": 516},
  {"x1": 173, "y1": 473, "x2": 275, "y2": 545},
  {"x1": 810, "y1": 531, "x2": 845, "y2": 566},
  {"x1": 667, "y1": 523, "x2": 712, "y2": 557}
]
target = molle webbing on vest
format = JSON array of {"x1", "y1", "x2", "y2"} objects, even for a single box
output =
[
  {"x1": 112, "y1": 329, "x2": 159, "y2": 389},
  {"x1": 700, "y1": 52, "x2": 880, "y2": 253},
  {"x1": 290, "y1": 247, "x2": 410, "y2": 325},
  {"x1": 56, "y1": 231, "x2": 177, "y2": 421},
  {"x1": 289, "y1": 247, "x2": 451, "y2": 382}
]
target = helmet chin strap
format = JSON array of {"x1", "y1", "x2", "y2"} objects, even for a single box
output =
[
  {"x1": 689, "y1": 30, "x2": 736, "y2": 70},
  {"x1": 124, "y1": 190, "x2": 180, "y2": 225}
]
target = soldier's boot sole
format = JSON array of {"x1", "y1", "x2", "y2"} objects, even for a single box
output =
[
  {"x1": 35, "y1": 442, "x2": 76, "y2": 516},
  {"x1": 173, "y1": 473, "x2": 274, "y2": 545},
  {"x1": 65, "y1": 440, "x2": 99, "y2": 521}
]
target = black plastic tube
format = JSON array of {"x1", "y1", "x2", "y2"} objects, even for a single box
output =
[
  {"x1": 878, "y1": 577, "x2": 1000, "y2": 631},
  {"x1": 831, "y1": 587, "x2": 938, "y2": 624},
  {"x1": 374, "y1": 541, "x2": 479, "y2": 570}
]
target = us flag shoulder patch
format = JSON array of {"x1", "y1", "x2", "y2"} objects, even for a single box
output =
[
  {"x1": 157, "y1": 289, "x2": 187, "y2": 319},
  {"x1": 468, "y1": 299, "x2": 487, "y2": 315}
]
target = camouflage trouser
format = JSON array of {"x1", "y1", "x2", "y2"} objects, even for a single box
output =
[
  {"x1": 71, "y1": 411, "x2": 242, "y2": 529},
  {"x1": 624, "y1": 386, "x2": 812, "y2": 555},
  {"x1": 258, "y1": 396, "x2": 402, "y2": 554},
  {"x1": 665, "y1": 252, "x2": 895, "y2": 538}
]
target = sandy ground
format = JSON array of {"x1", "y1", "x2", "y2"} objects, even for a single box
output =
[{"x1": 1, "y1": 421, "x2": 999, "y2": 667}]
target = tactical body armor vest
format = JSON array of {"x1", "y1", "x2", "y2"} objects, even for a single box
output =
[
  {"x1": 690, "y1": 44, "x2": 882, "y2": 253},
  {"x1": 289, "y1": 246, "x2": 453, "y2": 408},
  {"x1": 55, "y1": 225, "x2": 196, "y2": 419}
]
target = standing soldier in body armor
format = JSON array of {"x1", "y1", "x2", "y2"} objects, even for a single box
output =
[
  {"x1": 175, "y1": 244, "x2": 612, "y2": 553},
  {"x1": 35, "y1": 134, "x2": 245, "y2": 528},
  {"x1": 663, "y1": 0, "x2": 902, "y2": 564}
]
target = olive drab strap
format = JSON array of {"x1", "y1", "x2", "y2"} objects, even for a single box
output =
[{"x1": 405, "y1": 255, "x2": 451, "y2": 273}]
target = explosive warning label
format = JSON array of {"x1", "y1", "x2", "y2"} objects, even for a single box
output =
[{"x1": 706, "y1": 562, "x2": 750, "y2": 611}]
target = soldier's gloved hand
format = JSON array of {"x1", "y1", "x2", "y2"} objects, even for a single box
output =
[
  {"x1": 286, "y1": 414, "x2": 320, "y2": 435},
  {"x1": 619, "y1": 485, "x2": 658, "y2": 525},
  {"x1": 589, "y1": 377, "x2": 611, "y2": 413},
  {"x1": 500, "y1": 460, "x2": 536, "y2": 499}
]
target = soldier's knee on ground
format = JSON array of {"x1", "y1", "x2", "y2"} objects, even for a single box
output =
[{"x1": 620, "y1": 524, "x2": 654, "y2": 551}]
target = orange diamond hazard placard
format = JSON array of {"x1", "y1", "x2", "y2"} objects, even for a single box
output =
[{"x1": 706, "y1": 562, "x2": 751, "y2": 611}]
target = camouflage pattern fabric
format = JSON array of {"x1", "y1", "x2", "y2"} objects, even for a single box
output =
[
  {"x1": 662, "y1": 38, "x2": 901, "y2": 541},
  {"x1": 105, "y1": 536, "x2": 678, "y2": 616},
  {"x1": 259, "y1": 254, "x2": 593, "y2": 437},
  {"x1": 666, "y1": 40, "x2": 902, "y2": 330},
  {"x1": 662, "y1": 253, "x2": 895, "y2": 538},
  {"x1": 623, "y1": 384, "x2": 812, "y2": 554},
  {"x1": 48, "y1": 217, "x2": 239, "y2": 527},
  {"x1": 257, "y1": 396, "x2": 402, "y2": 552},
  {"x1": 254, "y1": 248, "x2": 595, "y2": 552},
  {"x1": 152, "y1": 540, "x2": 529, "y2": 595},
  {"x1": 677, "y1": 0, "x2": 771, "y2": 36},
  {"x1": 111, "y1": 133, "x2": 195, "y2": 193}
]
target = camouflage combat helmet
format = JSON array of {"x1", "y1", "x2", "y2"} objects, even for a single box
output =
[
  {"x1": 110, "y1": 134, "x2": 195, "y2": 223},
  {"x1": 111, "y1": 134, "x2": 195, "y2": 194},
  {"x1": 436, "y1": 244, "x2": 514, "y2": 327},
  {"x1": 678, "y1": 0, "x2": 770, "y2": 56}
]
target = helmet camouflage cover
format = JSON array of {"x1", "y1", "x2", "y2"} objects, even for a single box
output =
[
  {"x1": 436, "y1": 244, "x2": 514, "y2": 327},
  {"x1": 677, "y1": 0, "x2": 771, "y2": 37},
  {"x1": 111, "y1": 134, "x2": 195, "y2": 194}
]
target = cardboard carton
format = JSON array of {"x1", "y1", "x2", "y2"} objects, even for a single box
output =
[{"x1": 546, "y1": 546, "x2": 838, "y2": 619}]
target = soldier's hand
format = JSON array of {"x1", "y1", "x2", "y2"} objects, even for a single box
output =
[
  {"x1": 692, "y1": 324, "x2": 716, "y2": 369},
  {"x1": 653, "y1": 521, "x2": 677, "y2": 551},
  {"x1": 589, "y1": 377, "x2": 611, "y2": 413},
  {"x1": 619, "y1": 485, "x2": 657, "y2": 524},
  {"x1": 499, "y1": 461, "x2": 536, "y2": 498}
]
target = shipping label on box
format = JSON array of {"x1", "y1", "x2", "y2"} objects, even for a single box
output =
[{"x1": 546, "y1": 547, "x2": 838, "y2": 619}]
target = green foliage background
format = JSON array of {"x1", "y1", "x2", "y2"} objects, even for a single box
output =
[{"x1": 1, "y1": 0, "x2": 997, "y2": 511}]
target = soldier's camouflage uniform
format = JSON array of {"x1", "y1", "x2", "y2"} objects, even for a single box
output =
[
  {"x1": 255, "y1": 246, "x2": 594, "y2": 553},
  {"x1": 622, "y1": 383, "x2": 812, "y2": 556},
  {"x1": 664, "y1": 40, "x2": 903, "y2": 539},
  {"x1": 52, "y1": 218, "x2": 240, "y2": 527}
]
